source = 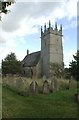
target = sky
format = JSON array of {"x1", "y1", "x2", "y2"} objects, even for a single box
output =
[{"x1": 0, "y1": 0, "x2": 79, "y2": 68}]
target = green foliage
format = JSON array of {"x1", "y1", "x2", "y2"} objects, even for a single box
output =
[
  {"x1": 50, "y1": 63, "x2": 63, "y2": 78},
  {"x1": 2, "y1": 52, "x2": 22, "y2": 75},
  {"x1": 0, "y1": 1, "x2": 15, "y2": 20},
  {"x1": 64, "y1": 68, "x2": 71, "y2": 79},
  {"x1": 69, "y1": 50, "x2": 79, "y2": 80}
]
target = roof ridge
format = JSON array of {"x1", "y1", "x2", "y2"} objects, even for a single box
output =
[{"x1": 22, "y1": 51, "x2": 41, "y2": 67}]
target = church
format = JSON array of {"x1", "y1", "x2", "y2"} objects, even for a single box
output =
[{"x1": 22, "y1": 21, "x2": 63, "y2": 78}]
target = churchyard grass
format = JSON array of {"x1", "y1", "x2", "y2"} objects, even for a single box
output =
[
  {"x1": 2, "y1": 77, "x2": 78, "y2": 118},
  {"x1": 0, "y1": 77, "x2": 2, "y2": 119}
]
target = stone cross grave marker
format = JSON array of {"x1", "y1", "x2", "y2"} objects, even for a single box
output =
[
  {"x1": 29, "y1": 81, "x2": 38, "y2": 95},
  {"x1": 43, "y1": 80, "x2": 49, "y2": 94},
  {"x1": 51, "y1": 76, "x2": 58, "y2": 92}
]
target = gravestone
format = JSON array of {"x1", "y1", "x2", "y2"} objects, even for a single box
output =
[
  {"x1": 75, "y1": 93, "x2": 79, "y2": 103},
  {"x1": 16, "y1": 78, "x2": 27, "y2": 96},
  {"x1": 51, "y1": 76, "x2": 58, "y2": 92},
  {"x1": 7, "y1": 77, "x2": 14, "y2": 88},
  {"x1": 30, "y1": 68, "x2": 33, "y2": 79},
  {"x1": 16, "y1": 78, "x2": 25, "y2": 91},
  {"x1": 29, "y1": 81, "x2": 38, "y2": 95},
  {"x1": 43, "y1": 80, "x2": 49, "y2": 94},
  {"x1": 68, "y1": 76, "x2": 73, "y2": 90},
  {"x1": 43, "y1": 75, "x2": 46, "y2": 81}
]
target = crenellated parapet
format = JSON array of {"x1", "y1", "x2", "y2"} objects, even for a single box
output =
[{"x1": 41, "y1": 20, "x2": 63, "y2": 37}]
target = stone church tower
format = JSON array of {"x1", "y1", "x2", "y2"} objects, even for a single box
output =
[
  {"x1": 41, "y1": 21, "x2": 63, "y2": 77},
  {"x1": 22, "y1": 20, "x2": 63, "y2": 78}
]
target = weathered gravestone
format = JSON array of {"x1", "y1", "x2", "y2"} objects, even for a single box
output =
[
  {"x1": 43, "y1": 75, "x2": 46, "y2": 81},
  {"x1": 7, "y1": 77, "x2": 15, "y2": 88},
  {"x1": 43, "y1": 80, "x2": 49, "y2": 94},
  {"x1": 29, "y1": 81, "x2": 38, "y2": 95},
  {"x1": 16, "y1": 78, "x2": 25, "y2": 89},
  {"x1": 67, "y1": 76, "x2": 74, "y2": 90},
  {"x1": 51, "y1": 76, "x2": 58, "y2": 92},
  {"x1": 15, "y1": 78, "x2": 27, "y2": 96},
  {"x1": 75, "y1": 93, "x2": 79, "y2": 103}
]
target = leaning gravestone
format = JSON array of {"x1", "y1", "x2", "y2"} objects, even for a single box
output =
[
  {"x1": 16, "y1": 78, "x2": 25, "y2": 91},
  {"x1": 29, "y1": 81, "x2": 38, "y2": 95},
  {"x1": 16, "y1": 78, "x2": 27, "y2": 96},
  {"x1": 51, "y1": 76, "x2": 58, "y2": 92},
  {"x1": 43, "y1": 80, "x2": 49, "y2": 94}
]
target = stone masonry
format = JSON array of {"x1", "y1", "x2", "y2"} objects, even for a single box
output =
[{"x1": 41, "y1": 21, "x2": 63, "y2": 77}]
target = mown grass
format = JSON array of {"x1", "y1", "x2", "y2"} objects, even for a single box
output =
[
  {"x1": 0, "y1": 77, "x2": 2, "y2": 119},
  {"x1": 2, "y1": 82, "x2": 78, "y2": 118}
]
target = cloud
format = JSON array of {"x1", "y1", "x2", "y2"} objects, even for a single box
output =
[
  {"x1": 0, "y1": 0, "x2": 78, "y2": 68},
  {"x1": 0, "y1": 38, "x2": 17, "y2": 59},
  {"x1": 65, "y1": 0, "x2": 78, "y2": 20},
  {"x1": 1, "y1": 1, "x2": 78, "y2": 34},
  {"x1": 77, "y1": 1, "x2": 79, "y2": 16},
  {"x1": 0, "y1": 43, "x2": 27, "y2": 66},
  {"x1": 2, "y1": 2, "x2": 62, "y2": 32},
  {"x1": 1, "y1": 1, "x2": 77, "y2": 34},
  {"x1": 64, "y1": 50, "x2": 76, "y2": 68},
  {"x1": 16, "y1": 0, "x2": 63, "y2": 3},
  {"x1": 0, "y1": 36, "x2": 6, "y2": 45},
  {"x1": 63, "y1": 18, "x2": 77, "y2": 30}
]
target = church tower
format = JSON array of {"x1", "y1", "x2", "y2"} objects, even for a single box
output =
[{"x1": 41, "y1": 21, "x2": 63, "y2": 77}]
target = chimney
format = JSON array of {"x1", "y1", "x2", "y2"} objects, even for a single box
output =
[{"x1": 27, "y1": 49, "x2": 29, "y2": 55}]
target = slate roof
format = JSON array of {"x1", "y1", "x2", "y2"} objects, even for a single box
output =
[{"x1": 22, "y1": 51, "x2": 41, "y2": 67}]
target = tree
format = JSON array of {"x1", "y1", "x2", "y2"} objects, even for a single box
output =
[
  {"x1": 0, "y1": 0, "x2": 15, "y2": 20},
  {"x1": 69, "y1": 50, "x2": 79, "y2": 80},
  {"x1": 2, "y1": 52, "x2": 22, "y2": 76},
  {"x1": 63, "y1": 68, "x2": 71, "y2": 79}
]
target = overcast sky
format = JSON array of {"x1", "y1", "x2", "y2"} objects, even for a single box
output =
[{"x1": 0, "y1": 0, "x2": 79, "y2": 68}]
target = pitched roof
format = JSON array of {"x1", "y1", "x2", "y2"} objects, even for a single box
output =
[{"x1": 22, "y1": 51, "x2": 41, "y2": 67}]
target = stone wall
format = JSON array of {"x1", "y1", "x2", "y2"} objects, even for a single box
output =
[{"x1": 22, "y1": 60, "x2": 42, "y2": 78}]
